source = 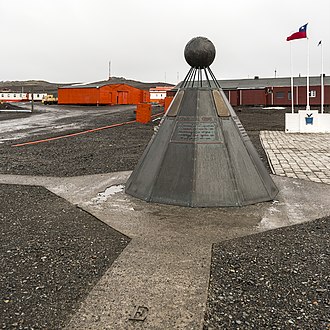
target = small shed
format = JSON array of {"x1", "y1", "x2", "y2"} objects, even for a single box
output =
[{"x1": 58, "y1": 81, "x2": 150, "y2": 105}]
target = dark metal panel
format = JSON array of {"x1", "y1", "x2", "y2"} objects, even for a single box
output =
[
  {"x1": 220, "y1": 89, "x2": 250, "y2": 142},
  {"x1": 150, "y1": 142, "x2": 194, "y2": 206},
  {"x1": 221, "y1": 118, "x2": 272, "y2": 203},
  {"x1": 197, "y1": 90, "x2": 216, "y2": 117},
  {"x1": 166, "y1": 90, "x2": 184, "y2": 117},
  {"x1": 219, "y1": 89, "x2": 278, "y2": 198},
  {"x1": 178, "y1": 89, "x2": 198, "y2": 117},
  {"x1": 125, "y1": 118, "x2": 175, "y2": 200},
  {"x1": 192, "y1": 143, "x2": 239, "y2": 207},
  {"x1": 240, "y1": 138, "x2": 279, "y2": 199}
]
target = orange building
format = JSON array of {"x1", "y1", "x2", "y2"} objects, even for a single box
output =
[{"x1": 58, "y1": 81, "x2": 150, "y2": 105}]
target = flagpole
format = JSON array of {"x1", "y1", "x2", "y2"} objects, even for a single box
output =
[
  {"x1": 321, "y1": 41, "x2": 324, "y2": 114},
  {"x1": 306, "y1": 37, "x2": 310, "y2": 110},
  {"x1": 290, "y1": 42, "x2": 294, "y2": 113}
]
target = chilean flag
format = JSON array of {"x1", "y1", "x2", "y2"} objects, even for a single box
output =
[{"x1": 286, "y1": 24, "x2": 308, "y2": 41}]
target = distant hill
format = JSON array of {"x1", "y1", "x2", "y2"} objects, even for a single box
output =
[
  {"x1": 0, "y1": 78, "x2": 174, "y2": 94},
  {"x1": 0, "y1": 80, "x2": 71, "y2": 94},
  {"x1": 104, "y1": 77, "x2": 175, "y2": 90}
]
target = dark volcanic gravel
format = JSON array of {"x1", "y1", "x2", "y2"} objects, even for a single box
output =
[
  {"x1": 0, "y1": 105, "x2": 288, "y2": 177},
  {"x1": 1, "y1": 103, "x2": 329, "y2": 329},
  {"x1": 0, "y1": 105, "x2": 155, "y2": 177},
  {"x1": 204, "y1": 217, "x2": 330, "y2": 329},
  {"x1": 0, "y1": 184, "x2": 130, "y2": 329}
]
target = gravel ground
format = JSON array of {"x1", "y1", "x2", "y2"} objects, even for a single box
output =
[
  {"x1": 203, "y1": 217, "x2": 330, "y2": 329},
  {"x1": 0, "y1": 184, "x2": 130, "y2": 329},
  {"x1": 1, "y1": 103, "x2": 329, "y2": 329},
  {"x1": 0, "y1": 105, "x2": 156, "y2": 177},
  {"x1": 0, "y1": 104, "x2": 287, "y2": 177}
]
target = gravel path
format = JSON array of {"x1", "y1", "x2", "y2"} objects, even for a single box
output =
[
  {"x1": 0, "y1": 184, "x2": 130, "y2": 329},
  {"x1": 204, "y1": 217, "x2": 330, "y2": 329}
]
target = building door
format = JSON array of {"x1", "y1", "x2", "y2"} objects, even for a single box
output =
[
  {"x1": 118, "y1": 91, "x2": 128, "y2": 104},
  {"x1": 265, "y1": 88, "x2": 273, "y2": 106},
  {"x1": 237, "y1": 90, "x2": 241, "y2": 106}
]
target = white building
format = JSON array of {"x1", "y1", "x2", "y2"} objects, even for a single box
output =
[
  {"x1": 0, "y1": 92, "x2": 47, "y2": 102},
  {"x1": 149, "y1": 86, "x2": 174, "y2": 103}
]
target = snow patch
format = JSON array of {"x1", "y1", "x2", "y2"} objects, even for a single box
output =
[
  {"x1": 91, "y1": 184, "x2": 125, "y2": 204},
  {"x1": 262, "y1": 107, "x2": 286, "y2": 110},
  {"x1": 0, "y1": 109, "x2": 32, "y2": 113}
]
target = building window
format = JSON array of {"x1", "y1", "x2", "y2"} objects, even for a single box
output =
[
  {"x1": 310, "y1": 90, "x2": 316, "y2": 98},
  {"x1": 288, "y1": 92, "x2": 291, "y2": 100},
  {"x1": 276, "y1": 91, "x2": 285, "y2": 99}
]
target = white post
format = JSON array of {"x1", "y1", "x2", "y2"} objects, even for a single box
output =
[
  {"x1": 296, "y1": 85, "x2": 299, "y2": 105},
  {"x1": 321, "y1": 42, "x2": 324, "y2": 114},
  {"x1": 290, "y1": 42, "x2": 294, "y2": 113},
  {"x1": 306, "y1": 38, "x2": 310, "y2": 110}
]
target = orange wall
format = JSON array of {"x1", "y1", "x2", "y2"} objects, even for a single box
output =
[
  {"x1": 58, "y1": 84, "x2": 150, "y2": 105},
  {"x1": 136, "y1": 103, "x2": 152, "y2": 123},
  {"x1": 164, "y1": 96, "x2": 174, "y2": 111},
  {"x1": 58, "y1": 88, "x2": 99, "y2": 105}
]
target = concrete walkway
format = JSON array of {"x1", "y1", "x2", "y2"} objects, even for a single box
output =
[
  {"x1": 260, "y1": 131, "x2": 330, "y2": 184},
  {"x1": 1, "y1": 171, "x2": 330, "y2": 329}
]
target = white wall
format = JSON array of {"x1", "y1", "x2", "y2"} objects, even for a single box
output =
[
  {"x1": 286, "y1": 110, "x2": 330, "y2": 133},
  {"x1": 150, "y1": 91, "x2": 166, "y2": 100},
  {"x1": 0, "y1": 92, "x2": 47, "y2": 102}
]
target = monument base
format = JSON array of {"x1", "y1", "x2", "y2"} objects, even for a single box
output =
[{"x1": 285, "y1": 110, "x2": 330, "y2": 133}]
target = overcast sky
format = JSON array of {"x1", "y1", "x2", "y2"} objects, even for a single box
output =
[{"x1": 1, "y1": 0, "x2": 329, "y2": 84}]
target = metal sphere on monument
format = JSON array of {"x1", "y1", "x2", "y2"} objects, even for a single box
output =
[{"x1": 184, "y1": 36, "x2": 216, "y2": 69}]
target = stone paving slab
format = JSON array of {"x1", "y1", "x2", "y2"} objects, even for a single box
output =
[{"x1": 260, "y1": 131, "x2": 330, "y2": 184}]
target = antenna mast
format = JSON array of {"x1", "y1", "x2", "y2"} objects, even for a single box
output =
[{"x1": 108, "y1": 60, "x2": 111, "y2": 80}]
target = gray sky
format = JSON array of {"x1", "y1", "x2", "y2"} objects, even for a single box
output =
[{"x1": 1, "y1": 0, "x2": 329, "y2": 84}]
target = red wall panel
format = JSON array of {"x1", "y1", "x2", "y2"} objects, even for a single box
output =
[
  {"x1": 58, "y1": 84, "x2": 150, "y2": 105},
  {"x1": 241, "y1": 89, "x2": 266, "y2": 106}
]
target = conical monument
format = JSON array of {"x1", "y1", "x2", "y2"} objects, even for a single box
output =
[{"x1": 125, "y1": 37, "x2": 278, "y2": 207}]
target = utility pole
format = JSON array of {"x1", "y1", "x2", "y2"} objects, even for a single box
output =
[
  {"x1": 28, "y1": 83, "x2": 37, "y2": 112},
  {"x1": 31, "y1": 86, "x2": 34, "y2": 112},
  {"x1": 109, "y1": 60, "x2": 111, "y2": 80}
]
